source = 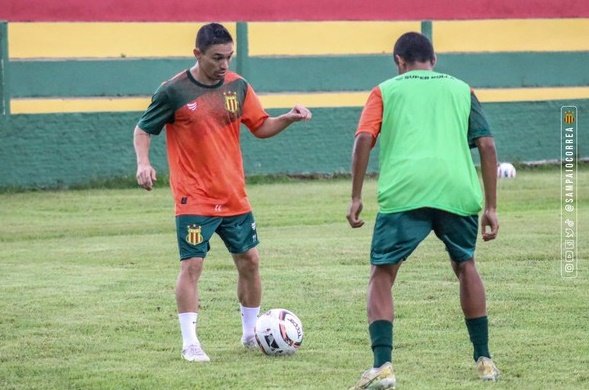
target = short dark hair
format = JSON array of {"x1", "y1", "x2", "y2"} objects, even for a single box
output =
[
  {"x1": 196, "y1": 23, "x2": 233, "y2": 52},
  {"x1": 393, "y1": 32, "x2": 435, "y2": 65}
]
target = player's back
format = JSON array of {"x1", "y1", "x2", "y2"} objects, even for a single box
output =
[{"x1": 376, "y1": 70, "x2": 481, "y2": 216}]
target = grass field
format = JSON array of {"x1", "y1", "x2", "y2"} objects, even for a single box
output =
[{"x1": 0, "y1": 167, "x2": 588, "y2": 389}]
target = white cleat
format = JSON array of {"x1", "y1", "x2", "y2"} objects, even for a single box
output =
[
  {"x1": 181, "y1": 344, "x2": 210, "y2": 362},
  {"x1": 242, "y1": 337, "x2": 258, "y2": 350}
]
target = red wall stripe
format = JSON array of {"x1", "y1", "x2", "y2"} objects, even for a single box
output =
[{"x1": 2, "y1": 0, "x2": 588, "y2": 21}]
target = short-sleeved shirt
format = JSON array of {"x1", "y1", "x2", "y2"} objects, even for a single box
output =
[
  {"x1": 137, "y1": 70, "x2": 269, "y2": 216},
  {"x1": 356, "y1": 70, "x2": 492, "y2": 216}
]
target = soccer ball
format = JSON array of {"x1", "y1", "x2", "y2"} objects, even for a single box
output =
[
  {"x1": 497, "y1": 162, "x2": 516, "y2": 179},
  {"x1": 254, "y1": 308, "x2": 303, "y2": 356}
]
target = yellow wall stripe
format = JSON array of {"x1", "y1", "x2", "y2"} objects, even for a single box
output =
[
  {"x1": 8, "y1": 22, "x2": 236, "y2": 59},
  {"x1": 434, "y1": 19, "x2": 589, "y2": 52},
  {"x1": 475, "y1": 87, "x2": 589, "y2": 103},
  {"x1": 11, "y1": 97, "x2": 151, "y2": 114},
  {"x1": 10, "y1": 87, "x2": 589, "y2": 114},
  {"x1": 8, "y1": 19, "x2": 589, "y2": 59},
  {"x1": 248, "y1": 21, "x2": 420, "y2": 56}
]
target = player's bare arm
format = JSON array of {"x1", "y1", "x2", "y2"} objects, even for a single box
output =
[
  {"x1": 254, "y1": 104, "x2": 312, "y2": 139},
  {"x1": 476, "y1": 136, "x2": 499, "y2": 241},
  {"x1": 347, "y1": 132, "x2": 373, "y2": 228},
  {"x1": 133, "y1": 126, "x2": 157, "y2": 191}
]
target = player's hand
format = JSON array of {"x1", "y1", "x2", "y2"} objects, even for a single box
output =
[
  {"x1": 481, "y1": 208, "x2": 499, "y2": 241},
  {"x1": 286, "y1": 104, "x2": 312, "y2": 122},
  {"x1": 136, "y1": 163, "x2": 157, "y2": 191},
  {"x1": 347, "y1": 198, "x2": 364, "y2": 228}
]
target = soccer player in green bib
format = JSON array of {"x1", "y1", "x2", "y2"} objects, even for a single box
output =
[{"x1": 347, "y1": 32, "x2": 500, "y2": 389}]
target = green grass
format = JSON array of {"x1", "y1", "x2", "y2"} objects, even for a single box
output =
[{"x1": 1, "y1": 167, "x2": 588, "y2": 389}]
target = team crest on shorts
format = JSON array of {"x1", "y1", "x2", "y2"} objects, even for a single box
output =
[
  {"x1": 186, "y1": 224, "x2": 203, "y2": 245},
  {"x1": 224, "y1": 91, "x2": 239, "y2": 114}
]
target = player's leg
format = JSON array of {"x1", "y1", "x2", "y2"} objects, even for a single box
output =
[
  {"x1": 368, "y1": 209, "x2": 432, "y2": 365},
  {"x1": 450, "y1": 259, "x2": 486, "y2": 319},
  {"x1": 232, "y1": 247, "x2": 261, "y2": 347},
  {"x1": 351, "y1": 263, "x2": 401, "y2": 390},
  {"x1": 367, "y1": 262, "x2": 402, "y2": 366},
  {"x1": 176, "y1": 257, "x2": 205, "y2": 313},
  {"x1": 217, "y1": 212, "x2": 261, "y2": 347},
  {"x1": 351, "y1": 209, "x2": 432, "y2": 390},
  {"x1": 232, "y1": 247, "x2": 261, "y2": 307},
  {"x1": 451, "y1": 258, "x2": 490, "y2": 362},
  {"x1": 176, "y1": 257, "x2": 210, "y2": 361},
  {"x1": 434, "y1": 210, "x2": 499, "y2": 380},
  {"x1": 175, "y1": 215, "x2": 220, "y2": 362},
  {"x1": 451, "y1": 259, "x2": 499, "y2": 380}
]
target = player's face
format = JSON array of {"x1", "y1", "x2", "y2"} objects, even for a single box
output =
[{"x1": 194, "y1": 43, "x2": 234, "y2": 84}]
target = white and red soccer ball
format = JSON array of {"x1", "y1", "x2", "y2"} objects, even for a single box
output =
[{"x1": 254, "y1": 308, "x2": 303, "y2": 356}]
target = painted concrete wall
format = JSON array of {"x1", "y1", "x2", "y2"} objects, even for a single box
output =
[
  {"x1": 0, "y1": 2, "x2": 587, "y2": 189},
  {"x1": 4, "y1": 0, "x2": 588, "y2": 21}
]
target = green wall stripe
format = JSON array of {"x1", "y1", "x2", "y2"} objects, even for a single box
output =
[
  {"x1": 235, "y1": 22, "x2": 250, "y2": 80},
  {"x1": 435, "y1": 52, "x2": 589, "y2": 89},
  {"x1": 248, "y1": 52, "x2": 589, "y2": 92},
  {"x1": 10, "y1": 58, "x2": 195, "y2": 98},
  {"x1": 1, "y1": 100, "x2": 587, "y2": 189},
  {"x1": 421, "y1": 20, "x2": 433, "y2": 44},
  {"x1": 10, "y1": 52, "x2": 589, "y2": 98},
  {"x1": 1, "y1": 22, "x2": 10, "y2": 117}
]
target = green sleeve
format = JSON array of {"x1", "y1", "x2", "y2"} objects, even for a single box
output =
[
  {"x1": 468, "y1": 92, "x2": 492, "y2": 148},
  {"x1": 136, "y1": 85, "x2": 175, "y2": 135}
]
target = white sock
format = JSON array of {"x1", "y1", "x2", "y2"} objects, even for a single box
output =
[
  {"x1": 240, "y1": 305, "x2": 260, "y2": 342},
  {"x1": 178, "y1": 312, "x2": 199, "y2": 349}
]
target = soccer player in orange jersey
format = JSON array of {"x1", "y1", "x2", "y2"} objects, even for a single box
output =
[{"x1": 133, "y1": 23, "x2": 311, "y2": 362}]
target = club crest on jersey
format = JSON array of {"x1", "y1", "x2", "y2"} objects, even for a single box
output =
[
  {"x1": 224, "y1": 91, "x2": 239, "y2": 114},
  {"x1": 186, "y1": 224, "x2": 203, "y2": 246}
]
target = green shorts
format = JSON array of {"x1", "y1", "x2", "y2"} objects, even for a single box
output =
[
  {"x1": 371, "y1": 208, "x2": 478, "y2": 265},
  {"x1": 176, "y1": 212, "x2": 259, "y2": 260}
]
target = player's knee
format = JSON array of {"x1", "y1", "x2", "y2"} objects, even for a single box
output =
[
  {"x1": 180, "y1": 257, "x2": 204, "y2": 280},
  {"x1": 451, "y1": 258, "x2": 475, "y2": 276},
  {"x1": 235, "y1": 252, "x2": 260, "y2": 274}
]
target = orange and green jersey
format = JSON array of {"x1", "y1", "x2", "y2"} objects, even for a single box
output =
[
  {"x1": 357, "y1": 70, "x2": 492, "y2": 216},
  {"x1": 137, "y1": 70, "x2": 269, "y2": 216}
]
